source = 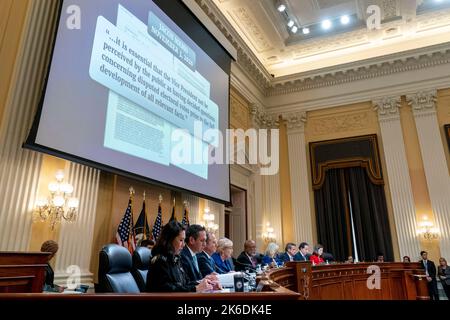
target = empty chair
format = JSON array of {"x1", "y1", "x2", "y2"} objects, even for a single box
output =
[
  {"x1": 97, "y1": 244, "x2": 140, "y2": 293},
  {"x1": 132, "y1": 246, "x2": 151, "y2": 292}
]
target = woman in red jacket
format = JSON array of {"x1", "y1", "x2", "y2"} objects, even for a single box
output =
[{"x1": 309, "y1": 244, "x2": 324, "y2": 265}]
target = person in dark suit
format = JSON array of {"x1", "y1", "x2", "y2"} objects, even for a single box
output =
[
  {"x1": 294, "y1": 242, "x2": 311, "y2": 262},
  {"x1": 420, "y1": 250, "x2": 439, "y2": 300},
  {"x1": 147, "y1": 220, "x2": 218, "y2": 292},
  {"x1": 41, "y1": 240, "x2": 64, "y2": 293},
  {"x1": 279, "y1": 243, "x2": 297, "y2": 263},
  {"x1": 180, "y1": 224, "x2": 207, "y2": 282},
  {"x1": 236, "y1": 240, "x2": 259, "y2": 272},
  {"x1": 197, "y1": 231, "x2": 217, "y2": 277},
  {"x1": 211, "y1": 237, "x2": 234, "y2": 273}
]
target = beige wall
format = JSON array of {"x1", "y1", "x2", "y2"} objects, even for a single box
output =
[{"x1": 279, "y1": 120, "x2": 294, "y2": 244}]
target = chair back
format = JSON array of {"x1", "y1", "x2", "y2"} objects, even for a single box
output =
[
  {"x1": 98, "y1": 244, "x2": 140, "y2": 293},
  {"x1": 132, "y1": 246, "x2": 151, "y2": 292}
]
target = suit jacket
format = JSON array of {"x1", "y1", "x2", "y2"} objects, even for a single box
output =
[
  {"x1": 180, "y1": 246, "x2": 202, "y2": 282},
  {"x1": 236, "y1": 251, "x2": 257, "y2": 271},
  {"x1": 279, "y1": 252, "x2": 295, "y2": 263},
  {"x1": 211, "y1": 252, "x2": 234, "y2": 274},
  {"x1": 294, "y1": 252, "x2": 310, "y2": 262},
  {"x1": 197, "y1": 251, "x2": 215, "y2": 277},
  {"x1": 420, "y1": 259, "x2": 437, "y2": 278}
]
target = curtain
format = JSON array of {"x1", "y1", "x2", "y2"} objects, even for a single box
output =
[
  {"x1": 345, "y1": 167, "x2": 394, "y2": 261},
  {"x1": 314, "y1": 169, "x2": 351, "y2": 262}
]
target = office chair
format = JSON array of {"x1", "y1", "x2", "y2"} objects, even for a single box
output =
[
  {"x1": 98, "y1": 244, "x2": 140, "y2": 293},
  {"x1": 132, "y1": 246, "x2": 151, "y2": 292}
]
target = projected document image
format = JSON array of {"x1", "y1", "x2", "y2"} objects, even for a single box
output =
[{"x1": 89, "y1": 4, "x2": 217, "y2": 179}]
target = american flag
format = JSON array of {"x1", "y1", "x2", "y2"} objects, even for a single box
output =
[
  {"x1": 182, "y1": 205, "x2": 190, "y2": 227},
  {"x1": 169, "y1": 203, "x2": 176, "y2": 222},
  {"x1": 116, "y1": 197, "x2": 136, "y2": 254},
  {"x1": 152, "y1": 203, "x2": 163, "y2": 241}
]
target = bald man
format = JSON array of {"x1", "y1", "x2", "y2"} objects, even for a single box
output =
[{"x1": 236, "y1": 240, "x2": 259, "y2": 272}]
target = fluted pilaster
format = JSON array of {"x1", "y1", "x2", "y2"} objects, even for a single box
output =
[
  {"x1": 373, "y1": 96, "x2": 420, "y2": 258},
  {"x1": 407, "y1": 90, "x2": 450, "y2": 259},
  {"x1": 285, "y1": 112, "x2": 313, "y2": 245},
  {"x1": 0, "y1": 0, "x2": 60, "y2": 251},
  {"x1": 55, "y1": 162, "x2": 100, "y2": 286}
]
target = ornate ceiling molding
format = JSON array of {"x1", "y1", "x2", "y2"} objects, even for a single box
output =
[
  {"x1": 373, "y1": 96, "x2": 402, "y2": 122},
  {"x1": 284, "y1": 112, "x2": 307, "y2": 134},
  {"x1": 195, "y1": 0, "x2": 272, "y2": 91},
  {"x1": 268, "y1": 44, "x2": 450, "y2": 96},
  {"x1": 406, "y1": 89, "x2": 438, "y2": 117}
]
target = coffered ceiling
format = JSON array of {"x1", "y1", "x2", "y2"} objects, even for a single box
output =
[{"x1": 211, "y1": 0, "x2": 450, "y2": 78}]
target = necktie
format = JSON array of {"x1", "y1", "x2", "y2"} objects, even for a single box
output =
[
  {"x1": 193, "y1": 254, "x2": 199, "y2": 273},
  {"x1": 251, "y1": 256, "x2": 256, "y2": 268}
]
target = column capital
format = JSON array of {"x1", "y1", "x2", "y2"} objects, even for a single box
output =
[
  {"x1": 250, "y1": 103, "x2": 279, "y2": 129},
  {"x1": 284, "y1": 112, "x2": 307, "y2": 134},
  {"x1": 373, "y1": 96, "x2": 401, "y2": 122},
  {"x1": 406, "y1": 89, "x2": 437, "y2": 117}
]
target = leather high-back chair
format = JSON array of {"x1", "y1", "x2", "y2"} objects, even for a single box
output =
[
  {"x1": 132, "y1": 247, "x2": 151, "y2": 292},
  {"x1": 98, "y1": 244, "x2": 140, "y2": 293}
]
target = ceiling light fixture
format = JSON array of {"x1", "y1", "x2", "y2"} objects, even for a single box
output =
[
  {"x1": 321, "y1": 19, "x2": 332, "y2": 30},
  {"x1": 277, "y1": 4, "x2": 286, "y2": 12},
  {"x1": 340, "y1": 15, "x2": 350, "y2": 25},
  {"x1": 287, "y1": 20, "x2": 295, "y2": 28},
  {"x1": 291, "y1": 25, "x2": 298, "y2": 33},
  {"x1": 302, "y1": 27, "x2": 310, "y2": 35}
]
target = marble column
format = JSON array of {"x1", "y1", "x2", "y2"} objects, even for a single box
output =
[
  {"x1": 55, "y1": 162, "x2": 100, "y2": 287},
  {"x1": 285, "y1": 112, "x2": 313, "y2": 245},
  {"x1": 0, "y1": 0, "x2": 60, "y2": 251},
  {"x1": 373, "y1": 96, "x2": 420, "y2": 258},
  {"x1": 407, "y1": 90, "x2": 450, "y2": 259}
]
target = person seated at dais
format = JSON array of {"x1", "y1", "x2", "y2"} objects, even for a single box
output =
[
  {"x1": 294, "y1": 242, "x2": 310, "y2": 262},
  {"x1": 41, "y1": 240, "x2": 64, "y2": 293},
  {"x1": 279, "y1": 243, "x2": 297, "y2": 263},
  {"x1": 236, "y1": 240, "x2": 259, "y2": 272},
  {"x1": 211, "y1": 238, "x2": 234, "y2": 274},
  {"x1": 146, "y1": 221, "x2": 220, "y2": 292},
  {"x1": 197, "y1": 232, "x2": 217, "y2": 277},
  {"x1": 309, "y1": 244, "x2": 325, "y2": 265},
  {"x1": 262, "y1": 242, "x2": 282, "y2": 268}
]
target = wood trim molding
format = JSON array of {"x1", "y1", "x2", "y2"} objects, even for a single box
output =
[{"x1": 445, "y1": 124, "x2": 450, "y2": 152}]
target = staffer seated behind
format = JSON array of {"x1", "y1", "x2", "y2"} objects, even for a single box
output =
[
  {"x1": 146, "y1": 221, "x2": 219, "y2": 292},
  {"x1": 41, "y1": 240, "x2": 64, "y2": 293},
  {"x1": 279, "y1": 243, "x2": 297, "y2": 263},
  {"x1": 402, "y1": 256, "x2": 411, "y2": 263},
  {"x1": 197, "y1": 232, "x2": 217, "y2": 277},
  {"x1": 345, "y1": 256, "x2": 354, "y2": 264},
  {"x1": 262, "y1": 242, "x2": 282, "y2": 268},
  {"x1": 140, "y1": 239, "x2": 155, "y2": 256},
  {"x1": 294, "y1": 242, "x2": 310, "y2": 262},
  {"x1": 236, "y1": 240, "x2": 259, "y2": 272},
  {"x1": 212, "y1": 238, "x2": 234, "y2": 274},
  {"x1": 376, "y1": 253, "x2": 385, "y2": 263},
  {"x1": 180, "y1": 224, "x2": 207, "y2": 282},
  {"x1": 309, "y1": 244, "x2": 324, "y2": 265}
]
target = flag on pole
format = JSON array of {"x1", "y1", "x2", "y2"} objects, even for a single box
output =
[
  {"x1": 182, "y1": 200, "x2": 190, "y2": 227},
  {"x1": 116, "y1": 192, "x2": 136, "y2": 254},
  {"x1": 169, "y1": 198, "x2": 177, "y2": 222},
  {"x1": 134, "y1": 193, "x2": 150, "y2": 245},
  {"x1": 152, "y1": 196, "x2": 163, "y2": 241}
]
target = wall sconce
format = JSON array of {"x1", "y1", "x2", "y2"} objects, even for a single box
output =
[
  {"x1": 417, "y1": 216, "x2": 439, "y2": 241},
  {"x1": 34, "y1": 170, "x2": 79, "y2": 230},
  {"x1": 262, "y1": 222, "x2": 276, "y2": 244},
  {"x1": 202, "y1": 207, "x2": 218, "y2": 233}
]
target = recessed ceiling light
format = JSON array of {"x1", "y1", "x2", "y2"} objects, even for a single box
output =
[
  {"x1": 321, "y1": 19, "x2": 332, "y2": 30},
  {"x1": 287, "y1": 20, "x2": 295, "y2": 28},
  {"x1": 277, "y1": 4, "x2": 286, "y2": 12},
  {"x1": 302, "y1": 27, "x2": 310, "y2": 35},
  {"x1": 291, "y1": 25, "x2": 298, "y2": 33},
  {"x1": 340, "y1": 15, "x2": 350, "y2": 25}
]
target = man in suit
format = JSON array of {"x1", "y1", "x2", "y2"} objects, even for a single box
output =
[
  {"x1": 236, "y1": 240, "x2": 259, "y2": 271},
  {"x1": 180, "y1": 224, "x2": 207, "y2": 282},
  {"x1": 294, "y1": 242, "x2": 311, "y2": 262},
  {"x1": 279, "y1": 243, "x2": 297, "y2": 263},
  {"x1": 420, "y1": 250, "x2": 439, "y2": 300},
  {"x1": 197, "y1": 231, "x2": 217, "y2": 277}
]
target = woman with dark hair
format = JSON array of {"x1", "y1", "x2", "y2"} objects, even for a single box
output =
[
  {"x1": 309, "y1": 244, "x2": 324, "y2": 265},
  {"x1": 146, "y1": 220, "x2": 217, "y2": 292},
  {"x1": 41, "y1": 240, "x2": 64, "y2": 292}
]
